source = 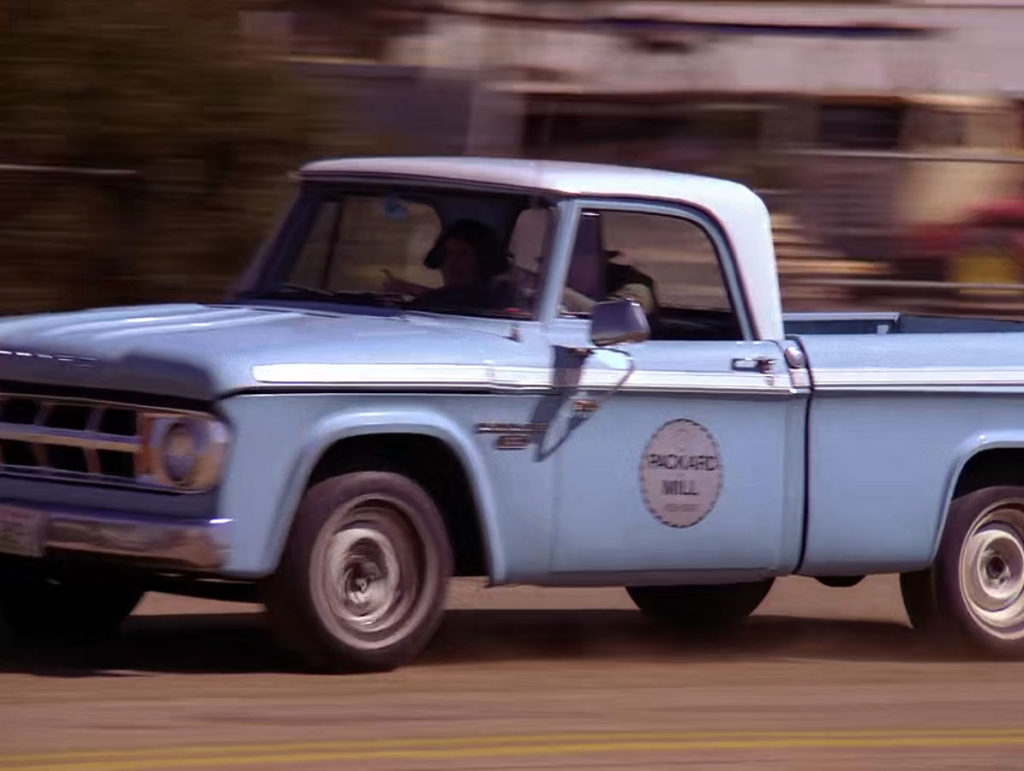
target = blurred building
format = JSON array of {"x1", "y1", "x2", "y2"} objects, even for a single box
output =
[{"x1": 243, "y1": 0, "x2": 1024, "y2": 312}]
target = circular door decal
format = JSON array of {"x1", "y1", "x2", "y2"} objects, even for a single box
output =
[{"x1": 640, "y1": 419, "x2": 723, "y2": 528}]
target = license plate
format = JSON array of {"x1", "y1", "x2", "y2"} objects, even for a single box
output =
[{"x1": 0, "y1": 506, "x2": 46, "y2": 558}]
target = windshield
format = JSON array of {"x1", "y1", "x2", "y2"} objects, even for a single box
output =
[{"x1": 239, "y1": 182, "x2": 556, "y2": 320}]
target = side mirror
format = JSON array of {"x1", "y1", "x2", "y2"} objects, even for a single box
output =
[{"x1": 589, "y1": 298, "x2": 650, "y2": 348}]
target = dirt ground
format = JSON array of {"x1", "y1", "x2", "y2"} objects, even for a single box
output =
[{"x1": 0, "y1": 574, "x2": 1022, "y2": 770}]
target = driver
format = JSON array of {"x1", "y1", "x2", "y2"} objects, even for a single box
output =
[{"x1": 384, "y1": 219, "x2": 515, "y2": 309}]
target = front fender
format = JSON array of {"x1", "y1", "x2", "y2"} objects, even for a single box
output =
[{"x1": 215, "y1": 395, "x2": 504, "y2": 579}]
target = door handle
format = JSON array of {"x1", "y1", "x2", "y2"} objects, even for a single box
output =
[{"x1": 731, "y1": 356, "x2": 775, "y2": 374}]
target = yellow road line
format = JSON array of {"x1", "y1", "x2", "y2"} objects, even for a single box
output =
[
  {"x1": 3, "y1": 727, "x2": 1024, "y2": 764},
  {"x1": 7, "y1": 735, "x2": 1024, "y2": 771},
  {"x1": 2, "y1": 729, "x2": 1024, "y2": 770}
]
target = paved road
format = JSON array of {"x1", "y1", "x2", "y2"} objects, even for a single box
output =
[{"x1": 0, "y1": 575, "x2": 1022, "y2": 770}]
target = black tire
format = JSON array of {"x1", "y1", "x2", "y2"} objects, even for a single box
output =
[
  {"x1": 0, "y1": 563, "x2": 143, "y2": 644},
  {"x1": 900, "y1": 485, "x2": 1024, "y2": 657},
  {"x1": 263, "y1": 471, "x2": 452, "y2": 672},
  {"x1": 626, "y1": 579, "x2": 774, "y2": 629},
  {"x1": 898, "y1": 567, "x2": 936, "y2": 633}
]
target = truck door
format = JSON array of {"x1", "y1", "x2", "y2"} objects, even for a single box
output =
[{"x1": 546, "y1": 202, "x2": 807, "y2": 578}]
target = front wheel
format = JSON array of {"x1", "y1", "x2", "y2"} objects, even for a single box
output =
[
  {"x1": 263, "y1": 471, "x2": 452, "y2": 672},
  {"x1": 626, "y1": 579, "x2": 774, "y2": 629},
  {"x1": 901, "y1": 486, "x2": 1024, "y2": 656}
]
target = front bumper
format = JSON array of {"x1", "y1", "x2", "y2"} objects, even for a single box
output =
[{"x1": 0, "y1": 503, "x2": 228, "y2": 571}]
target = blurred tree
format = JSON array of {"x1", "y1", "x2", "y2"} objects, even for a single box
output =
[{"x1": 0, "y1": 0, "x2": 330, "y2": 313}]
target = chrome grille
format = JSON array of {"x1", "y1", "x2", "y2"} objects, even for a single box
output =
[{"x1": 0, "y1": 394, "x2": 141, "y2": 485}]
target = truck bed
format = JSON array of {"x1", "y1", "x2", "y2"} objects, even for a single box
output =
[
  {"x1": 784, "y1": 312, "x2": 1024, "y2": 336},
  {"x1": 784, "y1": 310, "x2": 1024, "y2": 575}
]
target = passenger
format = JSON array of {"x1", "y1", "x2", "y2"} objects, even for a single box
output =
[
  {"x1": 563, "y1": 247, "x2": 658, "y2": 316},
  {"x1": 606, "y1": 254, "x2": 658, "y2": 314}
]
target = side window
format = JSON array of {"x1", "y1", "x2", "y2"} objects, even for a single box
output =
[{"x1": 563, "y1": 209, "x2": 742, "y2": 340}]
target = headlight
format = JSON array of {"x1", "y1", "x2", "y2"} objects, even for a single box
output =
[
  {"x1": 161, "y1": 420, "x2": 202, "y2": 486},
  {"x1": 144, "y1": 414, "x2": 229, "y2": 491}
]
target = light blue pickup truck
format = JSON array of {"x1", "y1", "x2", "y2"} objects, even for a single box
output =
[{"x1": 2, "y1": 157, "x2": 1024, "y2": 670}]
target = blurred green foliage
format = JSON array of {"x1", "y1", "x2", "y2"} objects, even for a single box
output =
[{"x1": 0, "y1": 0, "x2": 333, "y2": 313}]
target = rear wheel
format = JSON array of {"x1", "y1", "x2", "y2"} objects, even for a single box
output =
[
  {"x1": 901, "y1": 486, "x2": 1024, "y2": 656},
  {"x1": 626, "y1": 579, "x2": 774, "y2": 629},
  {"x1": 263, "y1": 471, "x2": 452, "y2": 672}
]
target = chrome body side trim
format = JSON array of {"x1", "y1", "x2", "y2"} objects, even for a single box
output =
[
  {"x1": 580, "y1": 368, "x2": 790, "y2": 394},
  {"x1": 250, "y1": 363, "x2": 548, "y2": 390},
  {"x1": 250, "y1": 363, "x2": 792, "y2": 395},
  {"x1": 814, "y1": 367, "x2": 1024, "y2": 391}
]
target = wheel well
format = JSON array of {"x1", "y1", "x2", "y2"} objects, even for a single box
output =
[
  {"x1": 953, "y1": 449, "x2": 1024, "y2": 499},
  {"x1": 307, "y1": 434, "x2": 487, "y2": 577}
]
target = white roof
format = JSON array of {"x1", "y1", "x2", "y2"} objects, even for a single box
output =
[
  {"x1": 299, "y1": 157, "x2": 783, "y2": 339},
  {"x1": 302, "y1": 156, "x2": 752, "y2": 203}
]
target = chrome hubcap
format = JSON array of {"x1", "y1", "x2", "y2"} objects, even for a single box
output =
[
  {"x1": 960, "y1": 504, "x2": 1024, "y2": 638},
  {"x1": 315, "y1": 503, "x2": 424, "y2": 649},
  {"x1": 330, "y1": 526, "x2": 403, "y2": 630}
]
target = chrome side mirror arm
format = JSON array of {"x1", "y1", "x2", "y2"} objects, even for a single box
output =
[
  {"x1": 565, "y1": 298, "x2": 649, "y2": 415},
  {"x1": 571, "y1": 346, "x2": 637, "y2": 415}
]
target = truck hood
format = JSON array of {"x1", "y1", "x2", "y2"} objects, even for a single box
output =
[{"x1": 0, "y1": 303, "x2": 535, "y2": 402}]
